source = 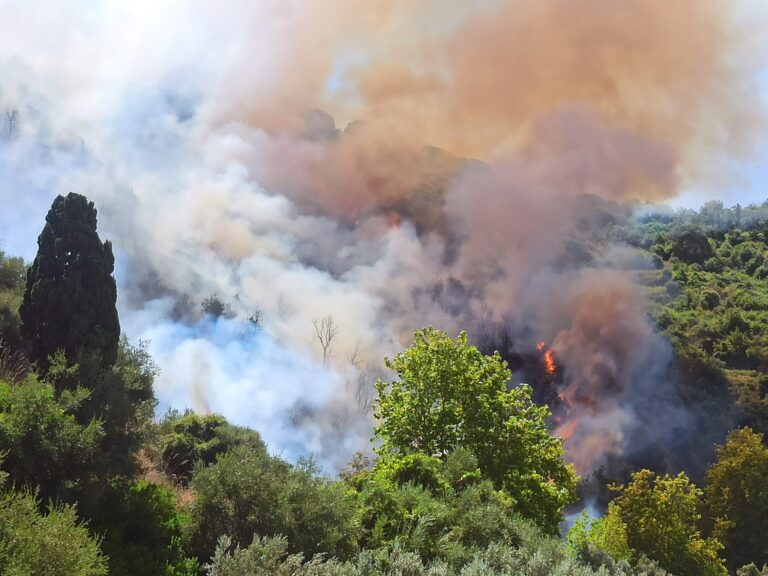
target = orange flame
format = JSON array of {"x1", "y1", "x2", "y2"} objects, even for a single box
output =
[
  {"x1": 543, "y1": 350, "x2": 556, "y2": 375},
  {"x1": 536, "y1": 341, "x2": 546, "y2": 352}
]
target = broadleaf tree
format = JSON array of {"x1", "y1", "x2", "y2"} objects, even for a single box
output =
[{"x1": 373, "y1": 327, "x2": 578, "y2": 534}]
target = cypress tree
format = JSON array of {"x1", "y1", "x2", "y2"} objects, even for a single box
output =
[{"x1": 20, "y1": 193, "x2": 119, "y2": 369}]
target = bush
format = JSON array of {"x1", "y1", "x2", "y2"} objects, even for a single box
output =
[
  {"x1": 159, "y1": 412, "x2": 266, "y2": 485},
  {"x1": 0, "y1": 374, "x2": 103, "y2": 502},
  {"x1": 0, "y1": 487, "x2": 107, "y2": 575},
  {"x1": 189, "y1": 444, "x2": 358, "y2": 563},
  {"x1": 89, "y1": 479, "x2": 200, "y2": 576}
]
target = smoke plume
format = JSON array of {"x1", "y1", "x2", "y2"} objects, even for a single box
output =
[{"x1": 0, "y1": 0, "x2": 765, "y2": 471}]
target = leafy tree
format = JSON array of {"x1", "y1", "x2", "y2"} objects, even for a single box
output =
[
  {"x1": 46, "y1": 338, "x2": 157, "y2": 485},
  {"x1": 671, "y1": 228, "x2": 714, "y2": 264},
  {"x1": 610, "y1": 469, "x2": 727, "y2": 576},
  {"x1": 569, "y1": 504, "x2": 632, "y2": 563},
  {"x1": 0, "y1": 249, "x2": 26, "y2": 350},
  {"x1": 189, "y1": 444, "x2": 358, "y2": 563},
  {"x1": 89, "y1": 479, "x2": 200, "y2": 576},
  {"x1": 158, "y1": 411, "x2": 266, "y2": 485},
  {"x1": 0, "y1": 374, "x2": 103, "y2": 502},
  {"x1": 0, "y1": 467, "x2": 107, "y2": 576},
  {"x1": 352, "y1": 450, "x2": 522, "y2": 566},
  {"x1": 703, "y1": 428, "x2": 768, "y2": 571},
  {"x1": 373, "y1": 327, "x2": 577, "y2": 533},
  {"x1": 20, "y1": 192, "x2": 120, "y2": 370},
  {"x1": 0, "y1": 249, "x2": 26, "y2": 291}
]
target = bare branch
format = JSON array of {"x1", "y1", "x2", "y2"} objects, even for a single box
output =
[{"x1": 313, "y1": 314, "x2": 339, "y2": 365}]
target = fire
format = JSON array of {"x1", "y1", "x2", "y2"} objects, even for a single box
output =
[
  {"x1": 537, "y1": 341, "x2": 557, "y2": 375},
  {"x1": 543, "y1": 350, "x2": 556, "y2": 375},
  {"x1": 555, "y1": 417, "x2": 579, "y2": 440}
]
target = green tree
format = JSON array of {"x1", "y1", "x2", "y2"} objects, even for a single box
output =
[
  {"x1": 671, "y1": 228, "x2": 714, "y2": 264},
  {"x1": 189, "y1": 444, "x2": 358, "y2": 563},
  {"x1": 46, "y1": 338, "x2": 157, "y2": 485},
  {"x1": 0, "y1": 374, "x2": 103, "y2": 502},
  {"x1": 610, "y1": 469, "x2": 727, "y2": 576},
  {"x1": 703, "y1": 428, "x2": 768, "y2": 571},
  {"x1": 89, "y1": 479, "x2": 200, "y2": 576},
  {"x1": 352, "y1": 450, "x2": 522, "y2": 566},
  {"x1": 20, "y1": 193, "x2": 120, "y2": 370},
  {"x1": 158, "y1": 411, "x2": 266, "y2": 485},
  {"x1": 0, "y1": 466, "x2": 107, "y2": 576},
  {"x1": 373, "y1": 327, "x2": 577, "y2": 533},
  {"x1": 568, "y1": 504, "x2": 632, "y2": 563},
  {"x1": 0, "y1": 249, "x2": 26, "y2": 350}
]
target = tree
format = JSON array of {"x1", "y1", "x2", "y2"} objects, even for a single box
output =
[
  {"x1": 568, "y1": 504, "x2": 632, "y2": 563},
  {"x1": 609, "y1": 469, "x2": 727, "y2": 576},
  {"x1": 20, "y1": 192, "x2": 120, "y2": 370},
  {"x1": 158, "y1": 411, "x2": 267, "y2": 485},
  {"x1": 45, "y1": 338, "x2": 157, "y2": 486},
  {"x1": 373, "y1": 327, "x2": 578, "y2": 534},
  {"x1": 671, "y1": 227, "x2": 714, "y2": 264},
  {"x1": 88, "y1": 479, "x2": 200, "y2": 576},
  {"x1": 313, "y1": 315, "x2": 338, "y2": 365},
  {"x1": 0, "y1": 465, "x2": 107, "y2": 576},
  {"x1": 189, "y1": 444, "x2": 358, "y2": 563},
  {"x1": 703, "y1": 428, "x2": 768, "y2": 571},
  {"x1": 0, "y1": 373, "x2": 104, "y2": 502},
  {"x1": 0, "y1": 250, "x2": 27, "y2": 350}
]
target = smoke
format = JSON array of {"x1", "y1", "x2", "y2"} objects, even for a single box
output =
[{"x1": 0, "y1": 0, "x2": 765, "y2": 472}]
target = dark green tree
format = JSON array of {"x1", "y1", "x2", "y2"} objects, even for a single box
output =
[
  {"x1": 671, "y1": 227, "x2": 714, "y2": 264},
  {"x1": 20, "y1": 193, "x2": 120, "y2": 370}
]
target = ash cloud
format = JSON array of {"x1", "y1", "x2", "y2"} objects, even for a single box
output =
[{"x1": 0, "y1": 0, "x2": 765, "y2": 472}]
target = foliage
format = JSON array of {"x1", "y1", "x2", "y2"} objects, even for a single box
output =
[
  {"x1": 671, "y1": 228, "x2": 714, "y2": 264},
  {"x1": 609, "y1": 469, "x2": 727, "y2": 576},
  {"x1": 206, "y1": 522, "x2": 669, "y2": 576},
  {"x1": 703, "y1": 428, "x2": 768, "y2": 571},
  {"x1": 352, "y1": 450, "x2": 522, "y2": 566},
  {"x1": 569, "y1": 504, "x2": 632, "y2": 563},
  {"x1": 0, "y1": 486, "x2": 107, "y2": 576},
  {"x1": 738, "y1": 565, "x2": 768, "y2": 576},
  {"x1": 0, "y1": 249, "x2": 25, "y2": 350},
  {"x1": 0, "y1": 374, "x2": 103, "y2": 502},
  {"x1": 189, "y1": 444, "x2": 358, "y2": 563},
  {"x1": 46, "y1": 338, "x2": 157, "y2": 483},
  {"x1": 20, "y1": 192, "x2": 120, "y2": 370},
  {"x1": 158, "y1": 411, "x2": 266, "y2": 485},
  {"x1": 89, "y1": 479, "x2": 200, "y2": 576},
  {"x1": 374, "y1": 327, "x2": 578, "y2": 533}
]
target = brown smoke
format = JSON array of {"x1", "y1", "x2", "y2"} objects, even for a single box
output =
[{"x1": 205, "y1": 0, "x2": 760, "y2": 220}]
